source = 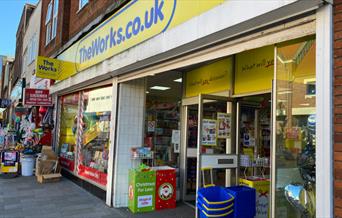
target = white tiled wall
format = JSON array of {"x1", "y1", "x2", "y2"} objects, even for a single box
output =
[{"x1": 113, "y1": 78, "x2": 145, "y2": 207}]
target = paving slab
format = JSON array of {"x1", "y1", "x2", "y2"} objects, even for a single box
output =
[{"x1": 0, "y1": 176, "x2": 195, "y2": 218}]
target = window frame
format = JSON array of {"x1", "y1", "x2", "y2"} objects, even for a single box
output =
[
  {"x1": 51, "y1": 0, "x2": 58, "y2": 39},
  {"x1": 79, "y1": 0, "x2": 89, "y2": 11}
]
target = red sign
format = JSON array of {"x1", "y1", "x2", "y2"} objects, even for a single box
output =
[
  {"x1": 78, "y1": 164, "x2": 107, "y2": 186},
  {"x1": 59, "y1": 157, "x2": 75, "y2": 172},
  {"x1": 24, "y1": 88, "x2": 52, "y2": 106}
]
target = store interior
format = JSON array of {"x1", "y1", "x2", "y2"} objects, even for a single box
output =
[{"x1": 142, "y1": 60, "x2": 272, "y2": 205}]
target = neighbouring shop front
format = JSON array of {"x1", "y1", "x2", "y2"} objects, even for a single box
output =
[{"x1": 38, "y1": 1, "x2": 332, "y2": 217}]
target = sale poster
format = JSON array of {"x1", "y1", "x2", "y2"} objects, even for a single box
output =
[
  {"x1": 202, "y1": 119, "x2": 217, "y2": 146},
  {"x1": 217, "y1": 113, "x2": 231, "y2": 138}
]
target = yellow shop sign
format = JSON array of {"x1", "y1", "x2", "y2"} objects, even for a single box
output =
[
  {"x1": 36, "y1": 56, "x2": 76, "y2": 80},
  {"x1": 58, "y1": 0, "x2": 225, "y2": 79},
  {"x1": 234, "y1": 46, "x2": 274, "y2": 95},
  {"x1": 185, "y1": 57, "x2": 233, "y2": 97}
]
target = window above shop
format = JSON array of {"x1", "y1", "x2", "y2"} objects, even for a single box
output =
[
  {"x1": 45, "y1": 0, "x2": 58, "y2": 45},
  {"x1": 79, "y1": 0, "x2": 88, "y2": 11}
]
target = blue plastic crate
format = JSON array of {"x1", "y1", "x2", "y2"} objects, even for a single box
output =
[
  {"x1": 198, "y1": 203, "x2": 234, "y2": 218},
  {"x1": 225, "y1": 186, "x2": 256, "y2": 218},
  {"x1": 198, "y1": 186, "x2": 235, "y2": 209},
  {"x1": 197, "y1": 198, "x2": 234, "y2": 215}
]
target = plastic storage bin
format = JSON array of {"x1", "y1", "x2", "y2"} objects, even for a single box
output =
[
  {"x1": 198, "y1": 202, "x2": 234, "y2": 218},
  {"x1": 21, "y1": 156, "x2": 35, "y2": 176},
  {"x1": 225, "y1": 186, "x2": 256, "y2": 218},
  {"x1": 198, "y1": 186, "x2": 234, "y2": 209},
  {"x1": 197, "y1": 186, "x2": 234, "y2": 218},
  {"x1": 240, "y1": 178, "x2": 270, "y2": 217}
]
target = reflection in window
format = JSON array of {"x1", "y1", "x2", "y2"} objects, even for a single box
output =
[
  {"x1": 275, "y1": 38, "x2": 316, "y2": 217},
  {"x1": 78, "y1": 86, "x2": 112, "y2": 186}
]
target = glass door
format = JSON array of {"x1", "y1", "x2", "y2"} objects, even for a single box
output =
[
  {"x1": 272, "y1": 38, "x2": 316, "y2": 217},
  {"x1": 181, "y1": 94, "x2": 236, "y2": 205}
]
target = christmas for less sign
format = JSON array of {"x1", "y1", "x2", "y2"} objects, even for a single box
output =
[{"x1": 24, "y1": 88, "x2": 52, "y2": 106}]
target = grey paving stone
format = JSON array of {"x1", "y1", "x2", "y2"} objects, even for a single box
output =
[{"x1": 0, "y1": 176, "x2": 195, "y2": 218}]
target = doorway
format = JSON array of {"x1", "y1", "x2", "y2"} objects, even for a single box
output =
[
  {"x1": 180, "y1": 94, "x2": 237, "y2": 206},
  {"x1": 180, "y1": 93, "x2": 271, "y2": 213}
]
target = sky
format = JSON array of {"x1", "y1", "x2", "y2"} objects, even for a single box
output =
[{"x1": 0, "y1": 0, "x2": 39, "y2": 57}]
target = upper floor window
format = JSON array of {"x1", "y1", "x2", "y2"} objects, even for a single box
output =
[
  {"x1": 79, "y1": 0, "x2": 88, "y2": 10},
  {"x1": 46, "y1": 0, "x2": 58, "y2": 45},
  {"x1": 45, "y1": 1, "x2": 52, "y2": 45},
  {"x1": 51, "y1": 0, "x2": 59, "y2": 39},
  {"x1": 28, "y1": 34, "x2": 37, "y2": 65}
]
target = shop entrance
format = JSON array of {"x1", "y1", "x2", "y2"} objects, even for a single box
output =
[
  {"x1": 181, "y1": 94, "x2": 238, "y2": 206},
  {"x1": 181, "y1": 93, "x2": 271, "y2": 213}
]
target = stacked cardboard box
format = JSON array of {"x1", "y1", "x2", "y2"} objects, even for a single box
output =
[{"x1": 36, "y1": 146, "x2": 62, "y2": 183}]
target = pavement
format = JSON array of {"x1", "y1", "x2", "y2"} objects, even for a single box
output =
[{"x1": 0, "y1": 176, "x2": 195, "y2": 218}]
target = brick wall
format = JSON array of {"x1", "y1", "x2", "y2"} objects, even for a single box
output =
[
  {"x1": 335, "y1": 1, "x2": 342, "y2": 217},
  {"x1": 39, "y1": 0, "x2": 65, "y2": 57},
  {"x1": 39, "y1": 0, "x2": 127, "y2": 58}
]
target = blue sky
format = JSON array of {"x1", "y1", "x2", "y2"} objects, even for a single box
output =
[{"x1": 0, "y1": 0, "x2": 38, "y2": 57}]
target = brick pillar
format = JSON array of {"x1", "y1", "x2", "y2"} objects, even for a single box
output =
[{"x1": 335, "y1": 1, "x2": 342, "y2": 217}]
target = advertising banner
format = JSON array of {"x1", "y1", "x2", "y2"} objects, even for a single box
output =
[
  {"x1": 185, "y1": 57, "x2": 233, "y2": 97},
  {"x1": 58, "y1": 0, "x2": 225, "y2": 79},
  {"x1": 78, "y1": 164, "x2": 107, "y2": 186},
  {"x1": 36, "y1": 56, "x2": 76, "y2": 80},
  {"x1": 217, "y1": 112, "x2": 231, "y2": 138},
  {"x1": 202, "y1": 119, "x2": 217, "y2": 146},
  {"x1": 235, "y1": 46, "x2": 274, "y2": 95},
  {"x1": 23, "y1": 88, "x2": 52, "y2": 106}
]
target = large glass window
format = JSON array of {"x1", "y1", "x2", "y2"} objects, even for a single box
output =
[
  {"x1": 78, "y1": 86, "x2": 112, "y2": 187},
  {"x1": 144, "y1": 72, "x2": 182, "y2": 167},
  {"x1": 274, "y1": 38, "x2": 316, "y2": 217},
  {"x1": 58, "y1": 93, "x2": 79, "y2": 172}
]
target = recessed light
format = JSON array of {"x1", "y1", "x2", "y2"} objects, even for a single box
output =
[
  {"x1": 278, "y1": 91, "x2": 292, "y2": 95},
  {"x1": 150, "y1": 86, "x2": 170, "y2": 91},
  {"x1": 174, "y1": 78, "x2": 182, "y2": 83},
  {"x1": 146, "y1": 91, "x2": 150, "y2": 94}
]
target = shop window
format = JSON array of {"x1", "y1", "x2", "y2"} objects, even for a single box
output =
[
  {"x1": 274, "y1": 38, "x2": 316, "y2": 217},
  {"x1": 58, "y1": 93, "x2": 79, "y2": 172},
  {"x1": 144, "y1": 71, "x2": 182, "y2": 167},
  {"x1": 78, "y1": 86, "x2": 112, "y2": 187}
]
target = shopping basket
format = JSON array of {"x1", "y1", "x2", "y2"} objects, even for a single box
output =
[
  {"x1": 225, "y1": 186, "x2": 256, "y2": 218},
  {"x1": 197, "y1": 168, "x2": 234, "y2": 218}
]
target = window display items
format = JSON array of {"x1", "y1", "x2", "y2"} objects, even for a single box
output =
[
  {"x1": 217, "y1": 112, "x2": 231, "y2": 138},
  {"x1": 78, "y1": 86, "x2": 112, "y2": 186},
  {"x1": 58, "y1": 93, "x2": 79, "y2": 172},
  {"x1": 202, "y1": 119, "x2": 217, "y2": 146}
]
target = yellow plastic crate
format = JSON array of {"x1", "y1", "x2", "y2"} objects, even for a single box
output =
[{"x1": 240, "y1": 178, "x2": 270, "y2": 218}]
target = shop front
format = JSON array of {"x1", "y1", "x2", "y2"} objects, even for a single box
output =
[
  {"x1": 44, "y1": 0, "x2": 332, "y2": 217},
  {"x1": 114, "y1": 36, "x2": 315, "y2": 217},
  {"x1": 55, "y1": 85, "x2": 113, "y2": 195}
]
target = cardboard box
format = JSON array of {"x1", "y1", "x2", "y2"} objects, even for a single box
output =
[{"x1": 36, "y1": 146, "x2": 62, "y2": 183}]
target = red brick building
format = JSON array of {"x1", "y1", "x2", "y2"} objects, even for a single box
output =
[{"x1": 39, "y1": 0, "x2": 127, "y2": 58}]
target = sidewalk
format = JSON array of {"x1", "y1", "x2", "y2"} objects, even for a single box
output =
[{"x1": 0, "y1": 176, "x2": 194, "y2": 218}]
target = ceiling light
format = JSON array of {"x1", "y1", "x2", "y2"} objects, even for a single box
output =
[
  {"x1": 278, "y1": 91, "x2": 292, "y2": 95},
  {"x1": 150, "y1": 86, "x2": 170, "y2": 91},
  {"x1": 146, "y1": 91, "x2": 150, "y2": 94},
  {"x1": 300, "y1": 103, "x2": 310, "y2": 106},
  {"x1": 174, "y1": 78, "x2": 182, "y2": 83}
]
